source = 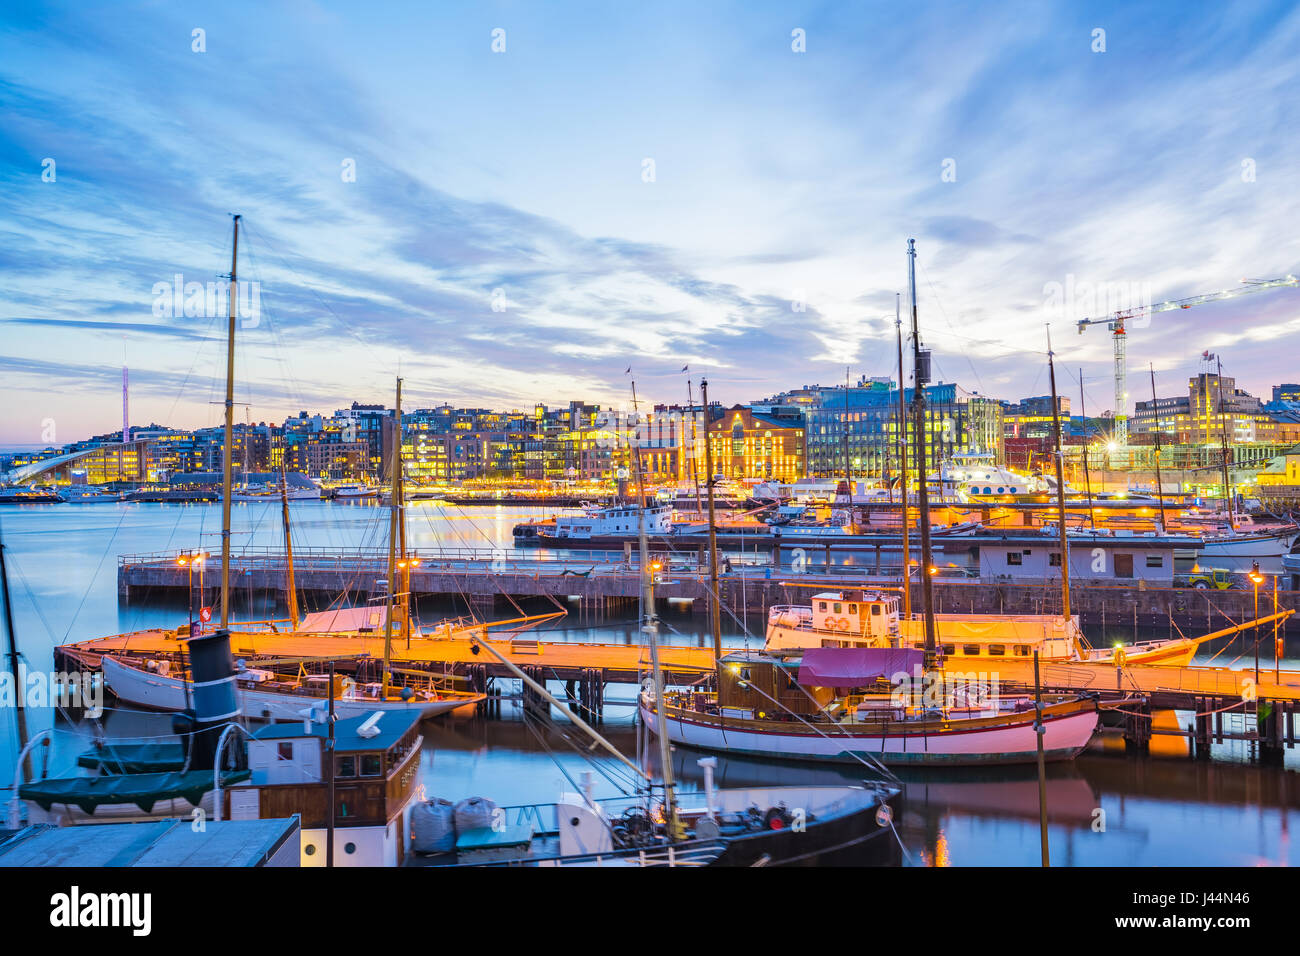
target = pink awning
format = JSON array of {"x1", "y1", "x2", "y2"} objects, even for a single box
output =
[{"x1": 796, "y1": 647, "x2": 924, "y2": 689}]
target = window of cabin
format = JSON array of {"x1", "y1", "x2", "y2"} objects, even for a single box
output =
[
  {"x1": 962, "y1": 645, "x2": 981, "y2": 656},
  {"x1": 360, "y1": 754, "x2": 382, "y2": 777},
  {"x1": 1013, "y1": 645, "x2": 1031, "y2": 656},
  {"x1": 1049, "y1": 552, "x2": 1062, "y2": 567},
  {"x1": 1007, "y1": 552, "x2": 1023, "y2": 566},
  {"x1": 818, "y1": 602, "x2": 827, "y2": 612},
  {"x1": 988, "y1": 644, "x2": 1006, "y2": 656},
  {"x1": 277, "y1": 743, "x2": 293, "y2": 761},
  {"x1": 872, "y1": 604, "x2": 882, "y2": 615},
  {"x1": 833, "y1": 603, "x2": 842, "y2": 614},
  {"x1": 848, "y1": 604, "x2": 857, "y2": 614},
  {"x1": 1146, "y1": 554, "x2": 1163, "y2": 568},
  {"x1": 336, "y1": 756, "x2": 356, "y2": 778},
  {"x1": 941, "y1": 644, "x2": 956, "y2": 656},
  {"x1": 1115, "y1": 554, "x2": 1134, "y2": 578}
]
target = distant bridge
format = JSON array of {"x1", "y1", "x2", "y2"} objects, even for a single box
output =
[{"x1": 4, "y1": 440, "x2": 149, "y2": 484}]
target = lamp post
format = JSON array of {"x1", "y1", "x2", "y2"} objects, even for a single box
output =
[
  {"x1": 1249, "y1": 561, "x2": 1264, "y2": 685},
  {"x1": 176, "y1": 551, "x2": 194, "y2": 636}
]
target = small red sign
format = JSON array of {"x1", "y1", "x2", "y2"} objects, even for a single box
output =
[{"x1": 199, "y1": 606, "x2": 212, "y2": 623}]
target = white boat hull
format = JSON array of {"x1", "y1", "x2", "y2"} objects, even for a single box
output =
[
  {"x1": 1194, "y1": 529, "x2": 1299, "y2": 573},
  {"x1": 639, "y1": 696, "x2": 1098, "y2": 766},
  {"x1": 101, "y1": 655, "x2": 478, "y2": 720}
]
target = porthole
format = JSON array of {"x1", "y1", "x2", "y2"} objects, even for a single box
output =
[
  {"x1": 304, "y1": 844, "x2": 317, "y2": 856},
  {"x1": 344, "y1": 842, "x2": 356, "y2": 855}
]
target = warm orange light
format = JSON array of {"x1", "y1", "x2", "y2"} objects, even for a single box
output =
[
  {"x1": 1249, "y1": 573, "x2": 1264, "y2": 585},
  {"x1": 928, "y1": 566, "x2": 938, "y2": 575}
]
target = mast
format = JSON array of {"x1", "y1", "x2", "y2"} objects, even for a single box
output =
[
  {"x1": 1148, "y1": 364, "x2": 1168, "y2": 534},
  {"x1": 279, "y1": 465, "x2": 300, "y2": 629},
  {"x1": 1078, "y1": 370, "x2": 1096, "y2": 530},
  {"x1": 896, "y1": 293, "x2": 911, "y2": 617},
  {"x1": 632, "y1": 379, "x2": 680, "y2": 840},
  {"x1": 1046, "y1": 328, "x2": 1071, "y2": 624},
  {"x1": 1215, "y1": 355, "x2": 1235, "y2": 528},
  {"x1": 381, "y1": 377, "x2": 402, "y2": 698},
  {"x1": 219, "y1": 215, "x2": 240, "y2": 627},
  {"x1": 907, "y1": 240, "x2": 937, "y2": 666},
  {"x1": 1, "y1": 523, "x2": 30, "y2": 778},
  {"x1": 686, "y1": 378, "x2": 702, "y2": 514},
  {"x1": 700, "y1": 378, "x2": 722, "y2": 661}
]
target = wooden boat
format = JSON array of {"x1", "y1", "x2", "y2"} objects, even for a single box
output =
[
  {"x1": 94, "y1": 651, "x2": 480, "y2": 720},
  {"x1": 765, "y1": 588, "x2": 1214, "y2": 666},
  {"x1": 640, "y1": 646, "x2": 1100, "y2": 766}
]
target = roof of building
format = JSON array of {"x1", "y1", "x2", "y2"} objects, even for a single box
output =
[
  {"x1": 252, "y1": 709, "x2": 420, "y2": 753},
  {"x1": 0, "y1": 817, "x2": 299, "y2": 867}
]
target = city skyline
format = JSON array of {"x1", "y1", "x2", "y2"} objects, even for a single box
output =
[{"x1": 4, "y1": 2, "x2": 1300, "y2": 447}]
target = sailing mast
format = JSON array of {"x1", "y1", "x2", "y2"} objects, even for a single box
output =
[
  {"x1": 700, "y1": 378, "x2": 722, "y2": 661},
  {"x1": 1078, "y1": 370, "x2": 1096, "y2": 530},
  {"x1": 1148, "y1": 364, "x2": 1169, "y2": 534},
  {"x1": 686, "y1": 377, "x2": 702, "y2": 514},
  {"x1": 381, "y1": 377, "x2": 402, "y2": 699},
  {"x1": 219, "y1": 215, "x2": 241, "y2": 628},
  {"x1": 631, "y1": 379, "x2": 680, "y2": 840},
  {"x1": 279, "y1": 465, "x2": 300, "y2": 630},
  {"x1": 1215, "y1": 355, "x2": 1235, "y2": 529},
  {"x1": 896, "y1": 294, "x2": 911, "y2": 617},
  {"x1": 1, "y1": 523, "x2": 29, "y2": 778},
  {"x1": 907, "y1": 240, "x2": 937, "y2": 667},
  {"x1": 1046, "y1": 330, "x2": 1081, "y2": 656}
]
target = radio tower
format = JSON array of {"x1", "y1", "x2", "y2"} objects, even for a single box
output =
[{"x1": 122, "y1": 363, "x2": 130, "y2": 444}]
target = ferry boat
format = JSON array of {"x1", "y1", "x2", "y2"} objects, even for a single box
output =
[
  {"x1": 640, "y1": 646, "x2": 1100, "y2": 766},
  {"x1": 0, "y1": 485, "x2": 65, "y2": 504},
  {"x1": 939, "y1": 455, "x2": 1059, "y2": 503},
  {"x1": 519, "y1": 503, "x2": 673, "y2": 545},
  {"x1": 765, "y1": 589, "x2": 1205, "y2": 666}
]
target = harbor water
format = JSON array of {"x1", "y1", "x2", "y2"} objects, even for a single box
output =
[{"x1": 1, "y1": 500, "x2": 1296, "y2": 866}]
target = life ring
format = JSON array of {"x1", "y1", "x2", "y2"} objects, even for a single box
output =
[
  {"x1": 834, "y1": 617, "x2": 850, "y2": 632},
  {"x1": 821, "y1": 617, "x2": 837, "y2": 631}
]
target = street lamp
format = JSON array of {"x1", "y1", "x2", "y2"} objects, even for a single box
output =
[{"x1": 1249, "y1": 562, "x2": 1264, "y2": 685}]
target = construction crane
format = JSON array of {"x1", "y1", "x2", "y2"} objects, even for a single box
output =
[{"x1": 1076, "y1": 274, "x2": 1299, "y2": 446}]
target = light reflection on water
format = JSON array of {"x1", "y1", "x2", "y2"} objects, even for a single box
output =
[{"x1": 1, "y1": 500, "x2": 1297, "y2": 865}]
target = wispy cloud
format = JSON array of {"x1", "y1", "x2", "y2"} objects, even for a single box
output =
[{"x1": 2, "y1": 0, "x2": 1298, "y2": 444}]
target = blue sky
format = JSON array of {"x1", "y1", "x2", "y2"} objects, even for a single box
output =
[{"x1": 2, "y1": 0, "x2": 1299, "y2": 446}]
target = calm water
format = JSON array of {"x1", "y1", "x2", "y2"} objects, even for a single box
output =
[{"x1": 1, "y1": 500, "x2": 1296, "y2": 866}]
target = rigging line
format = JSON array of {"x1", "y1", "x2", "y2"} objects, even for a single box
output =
[
  {"x1": 60, "y1": 504, "x2": 132, "y2": 642},
  {"x1": 718, "y1": 671, "x2": 897, "y2": 783},
  {"x1": 236, "y1": 220, "x2": 390, "y2": 371}
]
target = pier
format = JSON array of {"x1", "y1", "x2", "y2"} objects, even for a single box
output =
[{"x1": 116, "y1": 546, "x2": 1300, "y2": 637}]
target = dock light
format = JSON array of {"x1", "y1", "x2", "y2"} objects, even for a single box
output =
[
  {"x1": 409, "y1": 558, "x2": 421, "y2": 568},
  {"x1": 1249, "y1": 571, "x2": 1264, "y2": 585},
  {"x1": 175, "y1": 555, "x2": 187, "y2": 566},
  {"x1": 928, "y1": 566, "x2": 938, "y2": 575}
]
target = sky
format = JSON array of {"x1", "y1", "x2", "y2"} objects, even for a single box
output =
[{"x1": 2, "y1": 0, "x2": 1299, "y2": 448}]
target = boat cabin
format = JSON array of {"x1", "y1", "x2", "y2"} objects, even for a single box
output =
[
  {"x1": 715, "y1": 651, "x2": 835, "y2": 719},
  {"x1": 226, "y1": 709, "x2": 423, "y2": 866}
]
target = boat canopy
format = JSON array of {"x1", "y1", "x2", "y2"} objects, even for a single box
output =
[
  {"x1": 76, "y1": 742, "x2": 186, "y2": 774},
  {"x1": 20, "y1": 770, "x2": 250, "y2": 815},
  {"x1": 796, "y1": 647, "x2": 924, "y2": 689},
  {"x1": 299, "y1": 606, "x2": 389, "y2": 633}
]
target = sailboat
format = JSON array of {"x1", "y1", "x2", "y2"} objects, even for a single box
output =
[
  {"x1": 66, "y1": 218, "x2": 487, "y2": 720},
  {"x1": 400, "y1": 398, "x2": 902, "y2": 866},
  {"x1": 639, "y1": 240, "x2": 1101, "y2": 766}
]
